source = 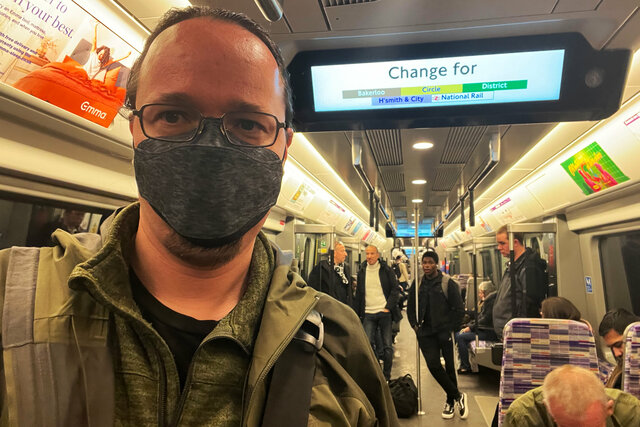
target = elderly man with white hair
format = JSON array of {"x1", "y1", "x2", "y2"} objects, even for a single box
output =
[{"x1": 504, "y1": 365, "x2": 640, "y2": 426}]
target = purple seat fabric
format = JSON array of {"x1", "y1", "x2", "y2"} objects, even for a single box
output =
[
  {"x1": 622, "y1": 322, "x2": 640, "y2": 399},
  {"x1": 498, "y1": 318, "x2": 599, "y2": 426}
]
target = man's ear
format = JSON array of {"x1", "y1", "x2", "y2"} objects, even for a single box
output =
[
  {"x1": 605, "y1": 399, "x2": 614, "y2": 417},
  {"x1": 282, "y1": 128, "x2": 294, "y2": 162}
]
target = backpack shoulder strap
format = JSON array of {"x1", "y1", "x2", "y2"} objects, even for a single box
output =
[
  {"x1": 441, "y1": 273, "x2": 451, "y2": 301},
  {"x1": 262, "y1": 310, "x2": 324, "y2": 427},
  {"x1": 2, "y1": 244, "x2": 114, "y2": 427}
]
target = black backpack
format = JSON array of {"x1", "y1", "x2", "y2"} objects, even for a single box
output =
[{"x1": 388, "y1": 374, "x2": 418, "y2": 418}]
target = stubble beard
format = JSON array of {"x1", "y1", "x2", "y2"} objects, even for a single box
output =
[{"x1": 163, "y1": 231, "x2": 243, "y2": 268}]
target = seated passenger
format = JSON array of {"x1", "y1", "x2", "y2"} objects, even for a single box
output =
[
  {"x1": 598, "y1": 308, "x2": 640, "y2": 389},
  {"x1": 455, "y1": 281, "x2": 498, "y2": 374},
  {"x1": 540, "y1": 296, "x2": 581, "y2": 320},
  {"x1": 504, "y1": 365, "x2": 640, "y2": 426},
  {"x1": 307, "y1": 242, "x2": 353, "y2": 308}
]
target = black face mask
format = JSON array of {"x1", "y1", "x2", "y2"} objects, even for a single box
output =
[{"x1": 134, "y1": 120, "x2": 284, "y2": 248}]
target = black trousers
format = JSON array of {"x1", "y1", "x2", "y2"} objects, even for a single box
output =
[{"x1": 417, "y1": 331, "x2": 460, "y2": 403}]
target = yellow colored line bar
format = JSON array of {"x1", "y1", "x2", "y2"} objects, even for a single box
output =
[{"x1": 401, "y1": 84, "x2": 463, "y2": 96}]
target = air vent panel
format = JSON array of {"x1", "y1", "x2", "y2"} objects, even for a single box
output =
[
  {"x1": 389, "y1": 194, "x2": 406, "y2": 207},
  {"x1": 432, "y1": 167, "x2": 461, "y2": 191},
  {"x1": 366, "y1": 129, "x2": 403, "y2": 166},
  {"x1": 382, "y1": 172, "x2": 405, "y2": 192},
  {"x1": 427, "y1": 196, "x2": 448, "y2": 206},
  {"x1": 440, "y1": 126, "x2": 487, "y2": 164}
]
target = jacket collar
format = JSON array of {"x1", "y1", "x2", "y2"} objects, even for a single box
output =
[{"x1": 67, "y1": 202, "x2": 275, "y2": 354}]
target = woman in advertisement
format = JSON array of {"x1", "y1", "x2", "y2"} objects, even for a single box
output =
[{"x1": 84, "y1": 23, "x2": 130, "y2": 82}]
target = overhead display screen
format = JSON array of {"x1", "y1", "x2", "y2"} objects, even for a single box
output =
[
  {"x1": 288, "y1": 33, "x2": 631, "y2": 131},
  {"x1": 311, "y1": 50, "x2": 564, "y2": 112}
]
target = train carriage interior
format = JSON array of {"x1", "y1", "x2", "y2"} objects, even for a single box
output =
[{"x1": 1, "y1": 0, "x2": 640, "y2": 425}]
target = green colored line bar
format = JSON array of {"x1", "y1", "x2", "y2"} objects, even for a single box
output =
[
  {"x1": 462, "y1": 80, "x2": 528, "y2": 92},
  {"x1": 401, "y1": 84, "x2": 462, "y2": 96}
]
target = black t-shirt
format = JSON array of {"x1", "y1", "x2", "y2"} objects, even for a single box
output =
[{"x1": 130, "y1": 270, "x2": 218, "y2": 389}]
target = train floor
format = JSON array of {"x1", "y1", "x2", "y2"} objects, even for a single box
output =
[{"x1": 390, "y1": 313, "x2": 500, "y2": 426}]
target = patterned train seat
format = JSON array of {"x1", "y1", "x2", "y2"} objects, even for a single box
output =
[
  {"x1": 622, "y1": 322, "x2": 640, "y2": 399},
  {"x1": 498, "y1": 318, "x2": 599, "y2": 426}
]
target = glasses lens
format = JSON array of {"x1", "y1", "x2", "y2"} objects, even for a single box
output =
[
  {"x1": 223, "y1": 112, "x2": 278, "y2": 147},
  {"x1": 141, "y1": 104, "x2": 201, "y2": 141}
]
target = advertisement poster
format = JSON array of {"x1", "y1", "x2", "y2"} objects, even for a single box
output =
[
  {"x1": 287, "y1": 181, "x2": 316, "y2": 213},
  {"x1": 318, "y1": 199, "x2": 345, "y2": 225},
  {"x1": 624, "y1": 112, "x2": 640, "y2": 142},
  {"x1": 560, "y1": 141, "x2": 629, "y2": 195},
  {"x1": 0, "y1": 0, "x2": 139, "y2": 127},
  {"x1": 489, "y1": 197, "x2": 525, "y2": 224}
]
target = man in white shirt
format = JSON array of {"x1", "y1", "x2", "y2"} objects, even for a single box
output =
[{"x1": 354, "y1": 245, "x2": 400, "y2": 381}]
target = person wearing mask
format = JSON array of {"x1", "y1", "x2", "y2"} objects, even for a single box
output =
[
  {"x1": 504, "y1": 365, "x2": 640, "y2": 426},
  {"x1": 408, "y1": 251, "x2": 468, "y2": 419},
  {"x1": 455, "y1": 281, "x2": 498, "y2": 374},
  {"x1": 493, "y1": 226, "x2": 548, "y2": 339},
  {"x1": 307, "y1": 242, "x2": 353, "y2": 308},
  {"x1": 354, "y1": 245, "x2": 400, "y2": 381},
  {"x1": 0, "y1": 7, "x2": 397, "y2": 425},
  {"x1": 598, "y1": 308, "x2": 640, "y2": 389}
]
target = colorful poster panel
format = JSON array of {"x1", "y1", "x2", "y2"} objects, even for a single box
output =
[
  {"x1": 0, "y1": 0, "x2": 139, "y2": 127},
  {"x1": 560, "y1": 141, "x2": 629, "y2": 195}
]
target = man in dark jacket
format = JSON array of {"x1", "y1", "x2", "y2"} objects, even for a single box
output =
[
  {"x1": 493, "y1": 226, "x2": 548, "y2": 339},
  {"x1": 598, "y1": 308, "x2": 640, "y2": 389},
  {"x1": 307, "y1": 242, "x2": 352, "y2": 308},
  {"x1": 354, "y1": 245, "x2": 400, "y2": 381},
  {"x1": 455, "y1": 281, "x2": 498, "y2": 374},
  {"x1": 408, "y1": 251, "x2": 468, "y2": 420}
]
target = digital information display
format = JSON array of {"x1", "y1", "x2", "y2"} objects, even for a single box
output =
[{"x1": 311, "y1": 50, "x2": 565, "y2": 112}]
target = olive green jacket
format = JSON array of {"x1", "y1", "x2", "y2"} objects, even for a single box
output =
[
  {"x1": 0, "y1": 203, "x2": 398, "y2": 426},
  {"x1": 504, "y1": 386, "x2": 640, "y2": 427}
]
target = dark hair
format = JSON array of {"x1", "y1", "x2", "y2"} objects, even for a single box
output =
[
  {"x1": 541, "y1": 297, "x2": 581, "y2": 321},
  {"x1": 395, "y1": 255, "x2": 402, "y2": 261},
  {"x1": 125, "y1": 6, "x2": 293, "y2": 126},
  {"x1": 96, "y1": 45, "x2": 111, "y2": 68},
  {"x1": 598, "y1": 308, "x2": 640, "y2": 337},
  {"x1": 497, "y1": 225, "x2": 524, "y2": 246},
  {"x1": 422, "y1": 250, "x2": 439, "y2": 264}
]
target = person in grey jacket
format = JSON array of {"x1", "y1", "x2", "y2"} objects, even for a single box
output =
[{"x1": 492, "y1": 226, "x2": 548, "y2": 339}]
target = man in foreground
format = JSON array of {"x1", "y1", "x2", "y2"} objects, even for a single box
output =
[
  {"x1": 504, "y1": 365, "x2": 640, "y2": 426},
  {"x1": 0, "y1": 7, "x2": 396, "y2": 425}
]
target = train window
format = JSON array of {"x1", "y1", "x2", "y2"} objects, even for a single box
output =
[
  {"x1": 480, "y1": 250, "x2": 493, "y2": 283},
  {"x1": 599, "y1": 231, "x2": 640, "y2": 314},
  {"x1": 0, "y1": 197, "x2": 110, "y2": 251}
]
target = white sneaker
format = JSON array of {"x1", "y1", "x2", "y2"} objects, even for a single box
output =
[
  {"x1": 456, "y1": 392, "x2": 469, "y2": 419},
  {"x1": 441, "y1": 401, "x2": 455, "y2": 419}
]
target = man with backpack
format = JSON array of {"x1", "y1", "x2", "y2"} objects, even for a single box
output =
[
  {"x1": 408, "y1": 251, "x2": 468, "y2": 420},
  {"x1": 493, "y1": 225, "x2": 549, "y2": 339}
]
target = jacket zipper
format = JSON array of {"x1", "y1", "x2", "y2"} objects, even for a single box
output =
[
  {"x1": 170, "y1": 334, "x2": 247, "y2": 427},
  {"x1": 243, "y1": 297, "x2": 319, "y2": 425}
]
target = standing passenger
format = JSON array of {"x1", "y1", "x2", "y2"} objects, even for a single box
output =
[
  {"x1": 0, "y1": 7, "x2": 397, "y2": 426},
  {"x1": 307, "y1": 242, "x2": 353, "y2": 308},
  {"x1": 408, "y1": 251, "x2": 468, "y2": 419},
  {"x1": 598, "y1": 308, "x2": 640, "y2": 389},
  {"x1": 355, "y1": 245, "x2": 400, "y2": 381},
  {"x1": 492, "y1": 225, "x2": 548, "y2": 339}
]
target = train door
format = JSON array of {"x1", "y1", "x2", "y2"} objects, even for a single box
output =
[{"x1": 294, "y1": 223, "x2": 336, "y2": 282}]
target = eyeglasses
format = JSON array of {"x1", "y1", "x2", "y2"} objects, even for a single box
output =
[
  {"x1": 131, "y1": 104, "x2": 287, "y2": 147},
  {"x1": 609, "y1": 340, "x2": 624, "y2": 350}
]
